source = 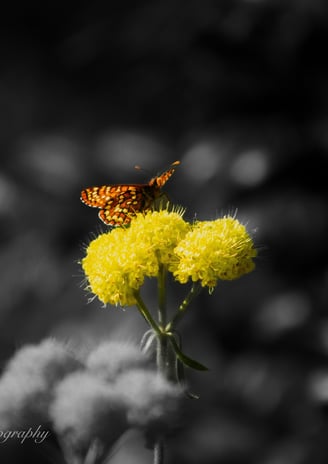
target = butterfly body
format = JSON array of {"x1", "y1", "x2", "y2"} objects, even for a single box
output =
[{"x1": 80, "y1": 161, "x2": 180, "y2": 226}]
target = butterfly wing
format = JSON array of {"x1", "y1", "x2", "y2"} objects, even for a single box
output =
[
  {"x1": 149, "y1": 160, "x2": 180, "y2": 188},
  {"x1": 81, "y1": 184, "x2": 153, "y2": 226},
  {"x1": 80, "y1": 186, "x2": 118, "y2": 209},
  {"x1": 80, "y1": 161, "x2": 180, "y2": 226}
]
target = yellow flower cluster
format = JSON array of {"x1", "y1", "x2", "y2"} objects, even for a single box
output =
[
  {"x1": 174, "y1": 217, "x2": 257, "y2": 288},
  {"x1": 82, "y1": 210, "x2": 189, "y2": 306},
  {"x1": 128, "y1": 209, "x2": 190, "y2": 272},
  {"x1": 82, "y1": 211, "x2": 256, "y2": 306}
]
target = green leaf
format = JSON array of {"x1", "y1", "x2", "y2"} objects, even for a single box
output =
[{"x1": 168, "y1": 336, "x2": 208, "y2": 371}]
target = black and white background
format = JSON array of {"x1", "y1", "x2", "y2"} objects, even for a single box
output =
[{"x1": 1, "y1": 1, "x2": 328, "y2": 463}]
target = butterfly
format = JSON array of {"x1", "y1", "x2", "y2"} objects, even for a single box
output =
[{"x1": 80, "y1": 160, "x2": 180, "y2": 226}]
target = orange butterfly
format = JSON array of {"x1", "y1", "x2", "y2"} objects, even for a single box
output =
[{"x1": 80, "y1": 161, "x2": 180, "y2": 226}]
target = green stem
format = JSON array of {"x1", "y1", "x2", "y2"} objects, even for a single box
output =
[
  {"x1": 154, "y1": 266, "x2": 169, "y2": 464},
  {"x1": 133, "y1": 291, "x2": 162, "y2": 337},
  {"x1": 178, "y1": 281, "x2": 202, "y2": 312},
  {"x1": 156, "y1": 265, "x2": 169, "y2": 378},
  {"x1": 166, "y1": 282, "x2": 202, "y2": 331},
  {"x1": 157, "y1": 264, "x2": 167, "y2": 327}
]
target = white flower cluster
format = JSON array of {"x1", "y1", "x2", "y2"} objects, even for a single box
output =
[{"x1": 0, "y1": 338, "x2": 183, "y2": 464}]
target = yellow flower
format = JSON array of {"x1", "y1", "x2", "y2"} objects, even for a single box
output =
[
  {"x1": 81, "y1": 209, "x2": 189, "y2": 306},
  {"x1": 82, "y1": 227, "x2": 156, "y2": 306},
  {"x1": 173, "y1": 216, "x2": 257, "y2": 289},
  {"x1": 128, "y1": 208, "x2": 190, "y2": 272}
]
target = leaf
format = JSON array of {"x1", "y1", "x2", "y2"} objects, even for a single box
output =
[
  {"x1": 174, "y1": 353, "x2": 199, "y2": 398},
  {"x1": 168, "y1": 336, "x2": 208, "y2": 371}
]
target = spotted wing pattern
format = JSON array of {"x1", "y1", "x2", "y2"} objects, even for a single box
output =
[
  {"x1": 80, "y1": 161, "x2": 180, "y2": 226},
  {"x1": 148, "y1": 160, "x2": 180, "y2": 188}
]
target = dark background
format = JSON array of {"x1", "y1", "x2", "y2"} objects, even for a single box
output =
[{"x1": 1, "y1": 1, "x2": 328, "y2": 463}]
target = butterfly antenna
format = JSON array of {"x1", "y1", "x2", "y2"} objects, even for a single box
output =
[
  {"x1": 135, "y1": 160, "x2": 180, "y2": 174},
  {"x1": 134, "y1": 164, "x2": 151, "y2": 175},
  {"x1": 171, "y1": 160, "x2": 181, "y2": 167}
]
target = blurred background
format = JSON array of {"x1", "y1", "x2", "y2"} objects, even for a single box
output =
[{"x1": 1, "y1": 0, "x2": 328, "y2": 463}]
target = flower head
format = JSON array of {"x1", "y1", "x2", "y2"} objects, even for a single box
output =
[
  {"x1": 174, "y1": 216, "x2": 257, "y2": 289},
  {"x1": 50, "y1": 372, "x2": 127, "y2": 458},
  {"x1": 113, "y1": 368, "x2": 183, "y2": 430},
  {"x1": 82, "y1": 226, "x2": 152, "y2": 306},
  {"x1": 86, "y1": 340, "x2": 150, "y2": 381},
  {"x1": 0, "y1": 339, "x2": 81, "y2": 428},
  {"x1": 82, "y1": 209, "x2": 189, "y2": 306},
  {"x1": 129, "y1": 208, "x2": 190, "y2": 272}
]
